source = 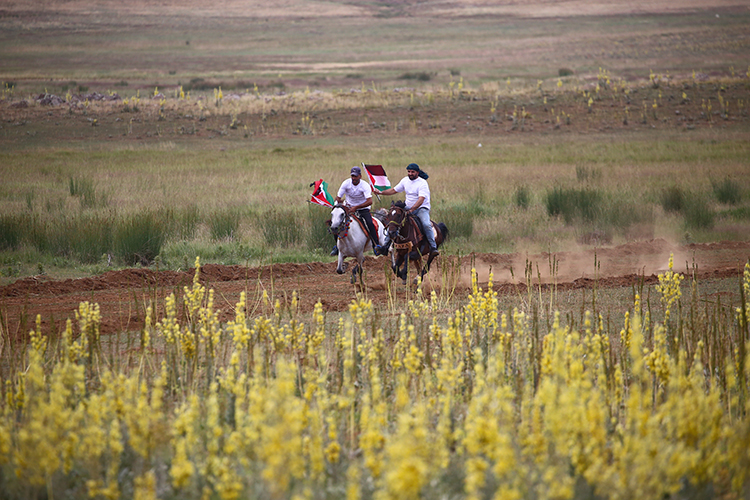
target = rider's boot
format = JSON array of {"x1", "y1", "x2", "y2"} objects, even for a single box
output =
[
  {"x1": 373, "y1": 239, "x2": 383, "y2": 256},
  {"x1": 429, "y1": 246, "x2": 439, "y2": 257},
  {"x1": 380, "y1": 236, "x2": 392, "y2": 255},
  {"x1": 330, "y1": 245, "x2": 339, "y2": 256}
]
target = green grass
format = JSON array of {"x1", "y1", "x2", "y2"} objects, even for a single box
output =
[{"x1": 0, "y1": 132, "x2": 748, "y2": 279}]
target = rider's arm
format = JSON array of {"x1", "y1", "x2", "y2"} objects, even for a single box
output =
[
  {"x1": 351, "y1": 197, "x2": 373, "y2": 211},
  {"x1": 408, "y1": 196, "x2": 425, "y2": 212},
  {"x1": 374, "y1": 187, "x2": 397, "y2": 196}
]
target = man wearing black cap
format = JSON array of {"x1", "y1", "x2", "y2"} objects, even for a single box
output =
[
  {"x1": 330, "y1": 166, "x2": 384, "y2": 256},
  {"x1": 373, "y1": 163, "x2": 439, "y2": 257}
]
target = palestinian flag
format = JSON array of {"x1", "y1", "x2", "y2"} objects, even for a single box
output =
[
  {"x1": 309, "y1": 179, "x2": 334, "y2": 208},
  {"x1": 363, "y1": 163, "x2": 391, "y2": 191}
]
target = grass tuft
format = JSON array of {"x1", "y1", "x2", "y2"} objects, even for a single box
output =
[
  {"x1": 208, "y1": 208, "x2": 241, "y2": 241},
  {"x1": 0, "y1": 214, "x2": 27, "y2": 251},
  {"x1": 114, "y1": 210, "x2": 166, "y2": 265},
  {"x1": 307, "y1": 205, "x2": 333, "y2": 251},
  {"x1": 683, "y1": 195, "x2": 715, "y2": 230},
  {"x1": 545, "y1": 186, "x2": 602, "y2": 224},
  {"x1": 260, "y1": 209, "x2": 303, "y2": 247},
  {"x1": 513, "y1": 185, "x2": 531, "y2": 210},
  {"x1": 68, "y1": 176, "x2": 108, "y2": 208},
  {"x1": 711, "y1": 176, "x2": 742, "y2": 205},
  {"x1": 660, "y1": 185, "x2": 684, "y2": 213}
]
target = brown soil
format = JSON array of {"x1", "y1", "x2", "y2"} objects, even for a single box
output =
[{"x1": 1, "y1": 239, "x2": 748, "y2": 338}]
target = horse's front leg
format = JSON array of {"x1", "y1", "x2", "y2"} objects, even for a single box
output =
[
  {"x1": 412, "y1": 257, "x2": 425, "y2": 284},
  {"x1": 336, "y1": 245, "x2": 345, "y2": 274},
  {"x1": 398, "y1": 257, "x2": 410, "y2": 283},
  {"x1": 391, "y1": 251, "x2": 402, "y2": 276},
  {"x1": 425, "y1": 253, "x2": 437, "y2": 272}
]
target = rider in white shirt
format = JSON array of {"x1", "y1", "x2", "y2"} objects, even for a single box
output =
[
  {"x1": 330, "y1": 166, "x2": 384, "y2": 256},
  {"x1": 373, "y1": 163, "x2": 438, "y2": 257}
]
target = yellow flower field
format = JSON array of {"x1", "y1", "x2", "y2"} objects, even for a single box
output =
[{"x1": 1, "y1": 257, "x2": 749, "y2": 499}]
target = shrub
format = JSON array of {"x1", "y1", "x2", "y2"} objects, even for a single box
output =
[
  {"x1": 558, "y1": 68, "x2": 574, "y2": 77},
  {"x1": 711, "y1": 176, "x2": 742, "y2": 205},
  {"x1": 398, "y1": 72, "x2": 432, "y2": 82}
]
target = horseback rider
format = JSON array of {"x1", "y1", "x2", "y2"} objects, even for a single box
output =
[
  {"x1": 330, "y1": 166, "x2": 384, "y2": 256},
  {"x1": 373, "y1": 163, "x2": 439, "y2": 258}
]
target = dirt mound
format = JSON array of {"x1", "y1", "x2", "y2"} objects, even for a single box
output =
[{"x1": 1, "y1": 240, "x2": 747, "y2": 338}]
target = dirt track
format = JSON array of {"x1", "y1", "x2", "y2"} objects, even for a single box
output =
[{"x1": 1, "y1": 239, "x2": 748, "y2": 338}]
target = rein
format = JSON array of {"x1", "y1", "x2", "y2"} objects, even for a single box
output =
[{"x1": 387, "y1": 207, "x2": 418, "y2": 246}]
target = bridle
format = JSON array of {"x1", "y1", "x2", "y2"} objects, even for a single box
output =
[
  {"x1": 329, "y1": 204, "x2": 351, "y2": 238},
  {"x1": 386, "y1": 206, "x2": 412, "y2": 245}
]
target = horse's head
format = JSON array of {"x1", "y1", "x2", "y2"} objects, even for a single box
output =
[
  {"x1": 385, "y1": 201, "x2": 409, "y2": 241},
  {"x1": 329, "y1": 204, "x2": 348, "y2": 236}
]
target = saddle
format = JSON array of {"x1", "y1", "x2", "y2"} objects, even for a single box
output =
[{"x1": 352, "y1": 211, "x2": 381, "y2": 239}]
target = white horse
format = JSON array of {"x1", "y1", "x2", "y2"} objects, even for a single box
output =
[{"x1": 329, "y1": 205, "x2": 387, "y2": 284}]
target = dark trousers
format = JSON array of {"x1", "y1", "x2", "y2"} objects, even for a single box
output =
[{"x1": 356, "y1": 209, "x2": 380, "y2": 247}]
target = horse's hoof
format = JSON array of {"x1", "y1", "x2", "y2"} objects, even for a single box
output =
[{"x1": 336, "y1": 268, "x2": 344, "y2": 275}]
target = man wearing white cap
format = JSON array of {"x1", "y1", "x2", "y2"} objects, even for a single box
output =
[{"x1": 330, "y1": 166, "x2": 384, "y2": 256}]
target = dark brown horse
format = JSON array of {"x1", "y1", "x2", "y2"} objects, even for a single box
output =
[{"x1": 384, "y1": 202, "x2": 448, "y2": 283}]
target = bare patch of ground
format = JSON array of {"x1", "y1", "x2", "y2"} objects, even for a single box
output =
[
  {"x1": 1, "y1": 240, "x2": 747, "y2": 338},
  {"x1": 3, "y1": 0, "x2": 746, "y2": 18}
]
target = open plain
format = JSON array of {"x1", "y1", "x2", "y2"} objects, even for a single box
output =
[{"x1": 1, "y1": 0, "x2": 750, "y2": 335}]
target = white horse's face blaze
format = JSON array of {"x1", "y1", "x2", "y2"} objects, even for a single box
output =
[{"x1": 330, "y1": 206, "x2": 346, "y2": 230}]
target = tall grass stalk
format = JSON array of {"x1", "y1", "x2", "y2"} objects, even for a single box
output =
[
  {"x1": 260, "y1": 209, "x2": 303, "y2": 247},
  {"x1": 306, "y1": 204, "x2": 332, "y2": 251},
  {"x1": 208, "y1": 207, "x2": 241, "y2": 241}
]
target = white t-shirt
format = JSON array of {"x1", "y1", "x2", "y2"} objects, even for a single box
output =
[
  {"x1": 393, "y1": 176, "x2": 431, "y2": 210},
  {"x1": 337, "y1": 178, "x2": 372, "y2": 210}
]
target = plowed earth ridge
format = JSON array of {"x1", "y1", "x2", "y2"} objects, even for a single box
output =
[{"x1": 1, "y1": 240, "x2": 748, "y2": 338}]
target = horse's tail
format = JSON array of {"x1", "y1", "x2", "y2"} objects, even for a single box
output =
[{"x1": 437, "y1": 222, "x2": 448, "y2": 245}]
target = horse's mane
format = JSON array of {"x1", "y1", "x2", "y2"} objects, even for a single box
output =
[{"x1": 393, "y1": 200, "x2": 406, "y2": 209}]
